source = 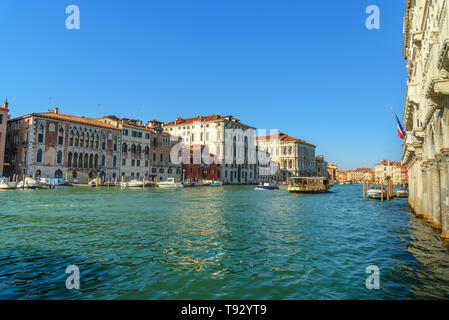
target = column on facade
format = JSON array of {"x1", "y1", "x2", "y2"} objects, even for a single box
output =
[
  {"x1": 408, "y1": 164, "x2": 415, "y2": 210},
  {"x1": 420, "y1": 164, "x2": 427, "y2": 218},
  {"x1": 415, "y1": 163, "x2": 424, "y2": 217},
  {"x1": 430, "y1": 159, "x2": 442, "y2": 229},
  {"x1": 425, "y1": 162, "x2": 434, "y2": 223},
  {"x1": 440, "y1": 152, "x2": 449, "y2": 238}
]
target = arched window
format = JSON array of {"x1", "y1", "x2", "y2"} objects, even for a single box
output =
[
  {"x1": 57, "y1": 151, "x2": 63, "y2": 164},
  {"x1": 113, "y1": 136, "x2": 117, "y2": 151},
  {"x1": 38, "y1": 125, "x2": 44, "y2": 143},
  {"x1": 58, "y1": 128, "x2": 64, "y2": 145},
  {"x1": 68, "y1": 152, "x2": 73, "y2": 167},
  {"x1": 144, "y1": 146, "x2": 149, "y2": 155},
  {"x1": 289, "y1": 146, "x2": 292, "y2": 155},
  {"x1": 89, "y1": 154, "x2": 93, "y2": 168},
  {"x1": 122, "y1": 143, "x2": 127, "y2": 153},
  {"x1": 102, "y1": 135, "x2": 106, "y2": 150},
  {"x1": 95, "y1": 135, "x2": 99, "y2": 149},
  {"x1": 131, "y1": 144, "x2": 136, "y2": 154},
  {"x1": 90, "y1": 135, "x2": 94, "y2": 149},
  {"x1": 74, "y1": 134, "x2": 79, "y2": 147},
  {"x1": 136, "y1": 145, "x2": 141, "y2": 154},
  {"x1": 73, "y1": 170, "x2": 77, "y2": 178},
  {"x1": 153, "y1": 153, "x2": 156, "y2": 161},
  {"x1": 73, "y1": 153, "x2": 78, "y2": 167},
  {"x1": 79, "y1": 153, "x2": 84, "y2": 168},
  {"x1": 284, "y1": 147, "x2": 287, "y2": 155},
  {"x1": 113, "y1": 156, "x2": 117, "y2": 168},
  {"x1": 95, "y1": 154, "x2": 99, "y2": 168},
  {"x1": 101, "y1": 155, "x2": 106, "y2": 167},
  {"x1": 289, "y1": 160, "x2": 292, "y2": 169},
  {"x1": 84, "y1": 154, "x2": 89, "y2": 169},
  {"x1": 36, "y1": 149, "x2": 43, "y2": 163},
  {"x1": 80, "y1": 133, "x2": 85, "y2": 148},
  {"x1": 69, "y1": 131, "x2": 74, "y2": 146},
  {"x1": 160, "y1": 154, "x2": 163, "y2": 162}
]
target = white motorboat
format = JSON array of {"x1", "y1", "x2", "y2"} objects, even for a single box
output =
[
  {"x1": 367, "y1": 188, "x2": 387, "y2": 199},
  {"x1": 394, "y1": 189, "x2": 409, "y2": 198},
  {"x1": 121, "y1": 179, "x2": 144, "y2": 188},
  {"x1": 0, "y1": 178, "x2": 17, "y2": 190},
  {"x1": 157, "y1": 178, "x2": 184, "y2": 188},
  {"x1": 19, "y1": 177, "x2": 39, "y2": 189},
  {"x1": 255, "y1": 183, "x2": 279, "y2": 190}
]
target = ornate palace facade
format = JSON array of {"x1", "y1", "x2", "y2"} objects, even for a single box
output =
[
  {"x1": 402, "y1": 0, "x2": 449, "y2": 237},
  {"x1": 5, "y1": 109, "x2": 121, "y2": 183}
]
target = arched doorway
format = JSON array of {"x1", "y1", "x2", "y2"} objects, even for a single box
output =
[{"x1": 55, "y1": 169, "x2": 63, "y2": 179}]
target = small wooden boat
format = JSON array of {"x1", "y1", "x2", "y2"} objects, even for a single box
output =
[
  {"x1": 157, "y1": 178, "x2": 184, "y2": 188},
  {"x1": 367, "y1": 188, "x2": 387, "y2": 199},
  {"x1": 288, "y1": 177, "x2": 330, "y2": 193},
  {"x1": 255, "y1": 183, "x2": 279, "y2": 190},
  {"x1": 0, "y1": 178, "x2": 17, "y2": 190}
]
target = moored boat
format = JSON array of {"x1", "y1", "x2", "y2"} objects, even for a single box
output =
[
  {"x1": 157, "y1": 178, "x2": 184, "y2": 188},
  {"x1": 288, "y1": 177, "x2": 330, "y2": 193},
  {"x1": 19, "y1": 177, "x2": 39, "y2": 189},
  {"x1": 367, "y1": 188, "x2": 387, "y2": 199},
  {"x1": 255, "y1": 183, "x2": 279, "y2": 190},
  {"x1": 393, "y1": 189, "x2": 409, "y2": 198},
  {"x1": 121, "y1": 179, "x2": 144, "y2": 188},
  {"x1": 0, "y1": 178, "x2": 17, "y2": 190}
]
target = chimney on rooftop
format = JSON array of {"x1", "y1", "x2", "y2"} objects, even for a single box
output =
[{"x1": 4, "y1": 99, "x2": 8, "y2": 109}]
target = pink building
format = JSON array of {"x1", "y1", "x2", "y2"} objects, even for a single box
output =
[{"x1": 0, "y1": 100, "x2": 9, "y2": 177}]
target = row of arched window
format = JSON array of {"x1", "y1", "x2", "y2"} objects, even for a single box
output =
[
  {"x1": 122, "y1": 143, "x2": 149, "y2": 155},
  {"x1": 66, "y1": 152, "x2": 116, "y2": 169}
]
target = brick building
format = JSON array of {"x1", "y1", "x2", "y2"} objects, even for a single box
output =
[{"x1": 5, "y1": 108, "x2": 121, "y2": 183}]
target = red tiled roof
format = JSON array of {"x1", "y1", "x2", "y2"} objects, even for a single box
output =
[
  {"x1": 163, "y1": 114, "x2": 253, "y2": 128},
  {"x1": 34, "y1": 112, "x2": 119, "y2": 130},
  {"x1": 256, "y1": 132, "x2": 315, "y2": 147}
]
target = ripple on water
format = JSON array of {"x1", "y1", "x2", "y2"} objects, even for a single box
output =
[{"x1": 1, "y1": 185, "x2": 449, "y2": 299}]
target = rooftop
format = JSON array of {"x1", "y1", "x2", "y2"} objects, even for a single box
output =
[{"x1": 256, "y1": 132, "x2": 315, "y2": 147}]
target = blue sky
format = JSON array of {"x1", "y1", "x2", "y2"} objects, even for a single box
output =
[{"x1": 0, "y1": 0, "x2": 407, "y2": 170}]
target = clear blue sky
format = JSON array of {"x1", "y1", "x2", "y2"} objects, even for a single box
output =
[{"x1": 0, "y1": 0, "x2": 407, "y2": 170}]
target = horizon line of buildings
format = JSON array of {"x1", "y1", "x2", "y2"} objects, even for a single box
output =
[
  {"x1": 337, "y1": 160, "x2": 408, "y2": 185},
  {"x1": 0, "y1": 101, "x2": 333, "y2": 184}
]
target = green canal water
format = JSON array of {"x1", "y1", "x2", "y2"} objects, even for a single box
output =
[{"x1": 1, "y1": 184, "x2": 449, "y2": 300}]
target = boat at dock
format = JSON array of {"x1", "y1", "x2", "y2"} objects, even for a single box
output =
[
  {"x1": 367, "y1": 188, "x2": 387, "y2": 199},
  {"x1": 393, "y1": 189, "x2": 409, "y2": 198},
  {"x1": 255, "y1": 183, "x2": 279, "y2": 190},
  {"x1": 121, "y1": 179, "x2": 144, "y2": 188},
  {"x1": 0, "y1": 178, "x2": 17, "y2": 190},
  {"x1": 288, "y1": 177, "x2": 330, "y2": 193},
  {"x1": 18, "y1": 177, "x2": 39, "y2": 189},
  {"x1": 157, "y1": 178, "x2": 184, "y2": 188}
]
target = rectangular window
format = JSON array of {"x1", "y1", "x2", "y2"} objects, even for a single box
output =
[
  {"x1": 0, "y1": 115, "x2": 2, "y2": 124},
  {"x1": 145, "y1": 161, "x2": 149, "y2": 167},
  {"x1": 131, "y1": 159, "x2": 135, "y2": 166},
  {"x1": 136, "y1": 160, "x2": 140, "y2": 167},
  {"x1": 145, "y1": 133, "x2": 150, "y2": 139},
  {"x1": 123, "y1": 129, "x2": 128, "y2": 136},
  {"x1": 122, "y1": 159, "x2": 126, "y2": 166}
]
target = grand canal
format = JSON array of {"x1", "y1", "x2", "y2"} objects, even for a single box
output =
[{"x1": 0, "y1": 184, "x2": 449, "y2": 299}]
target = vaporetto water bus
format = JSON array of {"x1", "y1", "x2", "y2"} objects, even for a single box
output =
[{"x1": 288, "y1": 177, "x2": 330, "y2": 193}]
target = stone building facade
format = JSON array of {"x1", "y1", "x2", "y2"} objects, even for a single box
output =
[
  {"x1": 256, "y1": 132, "x2": 316, "y2": 181},
  {"x1": 97, "y1": 116, "x2": 181, "y2": 182},
  {"x1": 5, "y1": 109, "x2": 121, "y2": 183},
  {"x1": 402, "y1": 0, "x2": 449, "y2": 237},
  {"x1": 163, "y1": 114, "x2": 257, "y2": 184},
  {"x1": 0, "y1": 100, "x2": 10, "y2": 177}
]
